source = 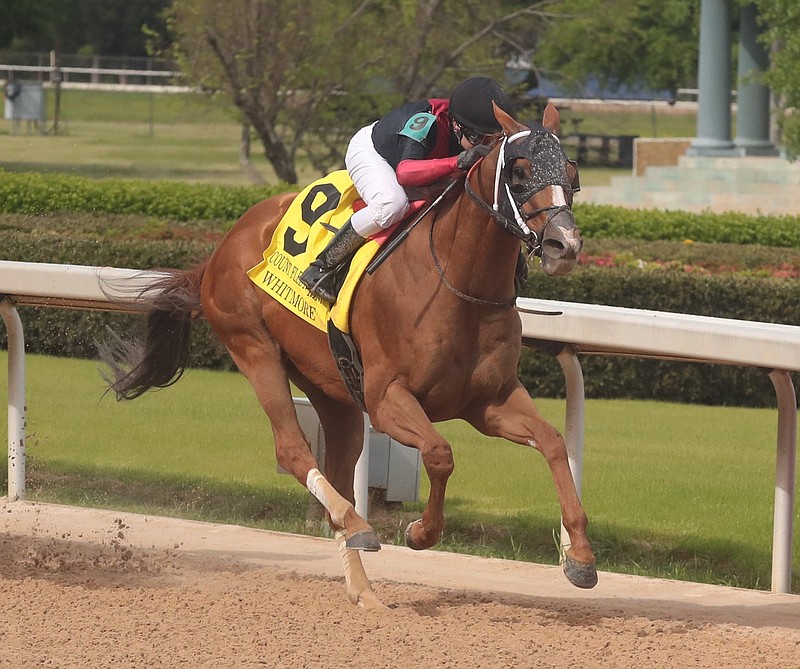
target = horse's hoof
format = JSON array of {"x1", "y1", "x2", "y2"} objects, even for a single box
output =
[
  {"x1": 345, "y1": 530, "x2": 381, "y2": 552},
  {"x1": 404, "y1": 520, "x2": 428, "y2": 551},
  {"x1": 358, "y1": 591, "x2": 389, "y2": 610},
  {"x1": 563, "y1": 555, "x2": 598, "y2": 589}
]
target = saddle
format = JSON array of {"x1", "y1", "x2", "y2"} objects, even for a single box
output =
[{"x1": 247, "y1": 171, "x2": 429, "y2": 409}]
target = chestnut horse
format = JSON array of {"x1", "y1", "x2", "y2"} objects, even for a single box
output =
[{"x1": 102, "y1": 103, "x2": 596, "y2": 608}]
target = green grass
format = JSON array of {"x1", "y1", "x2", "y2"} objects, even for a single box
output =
[
  {"x1": 0, "y1": 121, "x2": 283, "y2": 186},
  {"x1": 558, "y1": 104, "x2": 698, "y2": 138},
  {"x1": 0, "y1": 90, "x2": 317, "y2": 186},
  {"x1": 1, "y1": 351, "x2": 796, "y2": 592},
  {"x1": 0, "y1": 89, "x2": 697, "y2": 188}
]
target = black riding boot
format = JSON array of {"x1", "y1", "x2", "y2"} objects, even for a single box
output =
[{"x1": 299, "y1": 219, "x2": 366, "y2": 302}]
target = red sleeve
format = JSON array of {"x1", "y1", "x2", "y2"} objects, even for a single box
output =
[{"x1": 396, "y1": 156, "x2": 459, "y2": 187}]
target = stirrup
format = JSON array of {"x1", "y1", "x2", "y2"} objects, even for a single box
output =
[{"x1": 300, "y1": 263, "x2": 339, "y2": 302}]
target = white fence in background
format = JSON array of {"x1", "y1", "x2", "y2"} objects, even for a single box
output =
[
  {"x1": 1, "y1": 60, "x2": 190, "y2": 94},
  {"x1": 0, "y1": 260, "x2": 797, "y2": 593}
]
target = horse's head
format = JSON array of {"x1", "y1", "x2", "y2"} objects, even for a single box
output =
[{"x1": 474, "y1": 103, "x2": 582, "y2": 277}]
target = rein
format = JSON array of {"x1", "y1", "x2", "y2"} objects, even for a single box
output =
[
  {"x1": 428, "y1": 129, "x2": 573, "y2": 312},
  {"x1": 428, "y1": 223, "x2": 517, "y2": 308}
]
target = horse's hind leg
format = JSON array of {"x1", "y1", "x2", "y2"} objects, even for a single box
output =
[
  {"x1": 469, "y1": 382, "x2": 597, "y2": 589},
  {"x1": 220, "y1": 329, "x2": 383, "y2": 604},
  {"x1": 303, "y1": 390, "x2": 378, "y2": 544},
  {"x1": 305, "y1": 390, "x2": 385, "y2": 608},
  {"x1": 371, "y1": 382, "x2": 455, "y2": 551}
]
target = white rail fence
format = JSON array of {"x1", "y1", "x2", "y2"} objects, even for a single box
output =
[
  {"x1": 1, "y1": 61, "x2": 191, "y2": 94},
  {"x1": 0, "y1": 260, "x2": 797, "y2": 593}
]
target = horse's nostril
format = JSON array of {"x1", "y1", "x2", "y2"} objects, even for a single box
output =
[
  {"x1": 543, "y1": 239, "x2": 566, "y2": 254},
  {"x1": 542, "y1": 213, "x2": 582, "y2": 260}
]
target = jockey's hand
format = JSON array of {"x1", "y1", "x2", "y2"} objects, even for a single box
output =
[{"x1": 456, "y1": 143, "x2": 492, "y2": 171}]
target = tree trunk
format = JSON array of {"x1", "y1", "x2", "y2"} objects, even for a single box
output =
[
  {"x1": 239, "y1": 122, "x2": 265, "y2": 185},
  {"x1": 251, "y1": 118, "x2": 298, "y2": 184}
]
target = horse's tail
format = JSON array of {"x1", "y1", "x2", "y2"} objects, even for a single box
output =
[{"x1": 98, "y1": 262, "x2": 207, "y2": 401}]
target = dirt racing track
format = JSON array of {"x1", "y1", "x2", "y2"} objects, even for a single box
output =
[{"x1": 1, "y1": 500, "x2": 798, "y2": 668}]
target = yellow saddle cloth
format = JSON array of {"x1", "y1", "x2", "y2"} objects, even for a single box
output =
[{"x1": 247, "y1": 171, "x2": 384, "y2": 334}]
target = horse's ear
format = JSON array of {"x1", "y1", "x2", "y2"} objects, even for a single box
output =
[
  {"x1": 542, "y1": 103, "x2": 561, "y2": 136},
  {"x1": 493, "y1": 101, "x2": 526, "y2": 136}
]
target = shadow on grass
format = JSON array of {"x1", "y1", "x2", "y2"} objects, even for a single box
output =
[
  {"x1": 22, "y1": 459, "x2": 314, "y2": 536},
  {"x1": 10, "y1": 465, "x2": 794, "y2": 594}
]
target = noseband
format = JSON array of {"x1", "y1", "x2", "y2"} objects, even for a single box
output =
[
  {"x1": 464, "y1": 127, "x2": 576, "y2": 257},
  {"x1": 428, "y1": 126, "x2": 576, "y2": 310}
]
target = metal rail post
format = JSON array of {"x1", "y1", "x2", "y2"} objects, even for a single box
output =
[
  {"x1": 768, "y1": 370, "x2": 797, "y2": 593},
  {"x1": 557, "y1": 346, "x2": 586, "y2": 550},
  {"x1": 0, "y1": 298, "x2": 26, "y2": 500},
  {"x1": 353, "y1": 413, "x2": 370, "y2": 519}
]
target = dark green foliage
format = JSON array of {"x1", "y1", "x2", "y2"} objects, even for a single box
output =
[
  {"x1": 523, "y1": 268, "x2": 800, "y2": 324},
  {"x1": 1, "y1": 229, "x2": 214, "y2": 268},
  {"x1": 16, "y1": 306, "x2": 235, "y2": 372},
  {"x1": 519, "y1": 269, "x2": 800, "y2": 407},
  {"x1": 574, "y1": 203, "x2": 800, "y2": 248},
  {"x1": 0, "y1": 170, "x2": 291, "y2": 223},
  {"x1": 1, "y1": 176, "x2": 798, "y2": 407}
]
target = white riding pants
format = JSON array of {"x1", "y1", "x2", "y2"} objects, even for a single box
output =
[{"x1": 345, "y1": 122, "x2": 410, "y2": 237}]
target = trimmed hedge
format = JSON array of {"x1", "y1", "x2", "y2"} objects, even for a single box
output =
[
  {"x1": 522, "y1": 267, "x2": 800, "y2": 324},
  {"x1": 574, "y1": 203, "x2": 800, "y2": 248},
  {"x1": 1, "y1": 173, "x2": 798, "y2": 407},
  {"x1": 518, "y1": 269, "x2": 799, "y2": 407},
  {"x1": 0, "y1": 170, "x2": 290, "y2": 222},
  {"x1": 0, "y1": 228, "x2": 215, "y2": 269},
  {"x1": 0, "y1": 217, "x2": 230, "y2": 372},
  {"x1": 2, "y1": 169, "x2": 799, "y2": 246}
]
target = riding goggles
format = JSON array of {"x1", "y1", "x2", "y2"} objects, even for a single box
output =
[{"x1": 453, "y1": 120, "x2": 499, "y2": 147}]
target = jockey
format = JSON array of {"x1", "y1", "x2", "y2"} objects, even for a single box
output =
[{"x1": 299, "y1": 76, "x2": 514, "y2": 302}]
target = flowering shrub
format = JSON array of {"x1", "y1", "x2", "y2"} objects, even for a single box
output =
[
  {"x1": 1, "y1": 174, "x2": 797, "y2": 407},
  {"x1": 578, "y1": 252, "x2": 800, "y2": 278}
]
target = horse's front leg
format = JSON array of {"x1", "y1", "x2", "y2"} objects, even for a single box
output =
[
  {"x1": 468, "y1": 382, "x2": 597, "y2": 589},
  {"x1": 371, "y1": 382, "x2": 455, "y2": 550}
]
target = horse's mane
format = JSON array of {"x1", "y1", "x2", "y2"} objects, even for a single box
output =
[{"x1": 406, "y1": 179, "x2": 462, "y2": 204}]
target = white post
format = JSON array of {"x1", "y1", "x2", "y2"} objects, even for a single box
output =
[
  {"x1": 0, "y1": 299, "x2": 26, "y2": 500},
  {"x1": 353, "y1": 413, "x2": 370, "y2": 520},
  {"x1": 768, "y1": 370, "x2": 797, "y2": 593},
  {"x1": 556, "y1": 347, "x2": 585, "y2": 549}
]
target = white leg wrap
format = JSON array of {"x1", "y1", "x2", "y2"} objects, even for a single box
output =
[
  {"x1": 306, "y1": 468, "x2": 348, "y2": 526},
  {"x1": 336, "y1": 529, "x2": 382, "y2": 608},
  {"x1": 335, "y1": 530, "x2": 354, "y2": 588}
]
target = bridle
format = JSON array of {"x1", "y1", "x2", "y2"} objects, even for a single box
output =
[
  {"x1": 428, "y1": 126, "x2": 578, "y2": 309},
  {"x1": 464, "y1": 127, "x2": 578, "y2": 258}
]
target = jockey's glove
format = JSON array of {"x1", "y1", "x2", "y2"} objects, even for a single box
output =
[{"x1": 456, "y1": 143, "x2": 492, "y2": 171}]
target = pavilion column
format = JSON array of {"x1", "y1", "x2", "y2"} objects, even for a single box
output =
[
  {"x1": 688, "y1": 0, "x2": 735, "y2": 155},
  {"x1": 734, "y1": 3, "x2": 777, "y2": 155}
]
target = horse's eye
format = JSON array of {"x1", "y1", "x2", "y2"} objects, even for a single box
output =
[{"x1": 512, "y1": 165, "x2": 527, "y2": 182}]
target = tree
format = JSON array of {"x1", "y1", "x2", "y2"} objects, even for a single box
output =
[
  {"x1": 533, "y1": 0, "x2": 699, "y2": 95},
  {"x1": 165, "y1": 0, "x2": 563, "y2": 184},
  {"x1": 0, "y1": 0, "x2": 60, "y2": 51},
  {"x1": 0, "y1": 0, "x2": 168, "y2": 56},
  {"x1": 60, "y1": 0, "x2": 170, "y2": 56},
  {"x1": 754, "y1": 0, "x2": 800, "y2": 157}
]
